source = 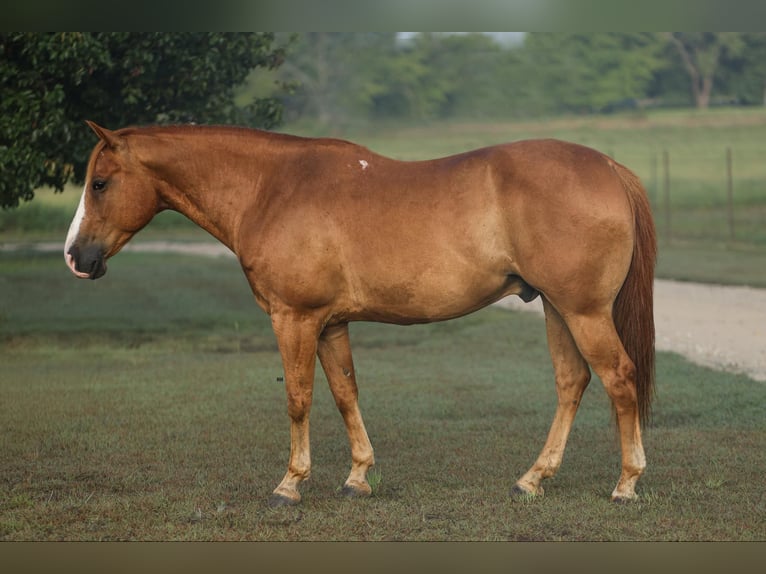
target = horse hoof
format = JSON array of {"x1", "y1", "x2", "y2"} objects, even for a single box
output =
[
  {"x1": 340, "y1": 484, "x2": 371, "y2": 499},
  {"x1": 510, "y1": 483, "x2": 542, "y2": 499},
  {"x1": 268, "y1": 493, "x2": 300, "y2": 508},
  {"x1": 611, "y1": 495, "x2": 636, "y2": 504}
]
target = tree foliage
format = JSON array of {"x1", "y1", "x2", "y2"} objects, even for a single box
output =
[
  {"x1": 663, "y1": 32, "x2": 746, "y2": 109},
  {"x1": 524, "y1": 33, "x2": 665, "y2": 113},
  {"x1": 275, "y1": 32, "x2": 766, "y2": 128},
  {"x1": 1, "y1": 32, "x2": 286, "y2": 208},
  {"x1": 721, "y1": 33, "x2": 766, "y2": 106}
]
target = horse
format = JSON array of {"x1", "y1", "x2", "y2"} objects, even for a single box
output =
[{"x1": 65, "y1": 121, "x2": 656, "y2": 505}]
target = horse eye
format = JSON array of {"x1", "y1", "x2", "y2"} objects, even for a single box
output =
[{"x1": 92, "y1": 179, "x2": 107, "y2": 192}]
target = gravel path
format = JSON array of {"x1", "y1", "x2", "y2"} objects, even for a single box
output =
[
  {"x1": 6, "y1": 240, "x2": 766, "y2": 382},
  {"x1": 498, "y1": 280, "x2": 766, "y2": 382}
]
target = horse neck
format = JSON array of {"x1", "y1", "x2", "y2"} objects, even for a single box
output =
[{"x1": 136, "y1": 129, "x2": 267, "y2": 254}]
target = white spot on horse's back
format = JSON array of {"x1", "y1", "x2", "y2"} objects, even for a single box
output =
[
  {"x1": 359, "y1": 160, "x2": 369, "y2": 170},
  {"x1": 64, "y1": 185, "x2": 87, "y2": 257}
]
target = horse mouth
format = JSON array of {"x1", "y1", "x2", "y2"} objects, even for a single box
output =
[{"x1": 65, "y1": 245, "x2": 107, "y2": 280}]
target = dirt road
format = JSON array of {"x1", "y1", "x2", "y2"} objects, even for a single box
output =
[
  {"x1": 498, "y1": 279, "x2": 766, "y2": 382},
  {"x1": 7, "y1": 240, "x2": 766, "y2": 382}
]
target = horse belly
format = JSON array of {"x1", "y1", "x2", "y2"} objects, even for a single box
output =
[
  {"x1": 349, "y1": 255, "x2": 517, "y2": 324},
  {"x1": 342, "y1": 195, "x2": 518, "y2": 323}
]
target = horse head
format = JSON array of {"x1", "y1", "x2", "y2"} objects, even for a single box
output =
[{"x1": 64, "y1": 121, "x2": 161, "y2": 279}]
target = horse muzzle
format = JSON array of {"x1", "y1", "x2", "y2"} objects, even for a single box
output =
[{"x1": 65, "y1": 243, "x2": 107, "y2": 280}]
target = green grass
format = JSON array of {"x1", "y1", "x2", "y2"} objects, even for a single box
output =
[
  {"x1": 1, "y1": 250, "x2": 764, "y2": 540},
  {"x1": 0, "y1": 186, "x2": 206, "y2": 242},
  {"x1": 657, "y1": 241, "x2": 766, "y2": 287}
]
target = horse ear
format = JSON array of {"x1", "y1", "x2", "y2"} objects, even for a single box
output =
[{"x1": 85, "y1": 120, "x2": 124, "y2": 150}]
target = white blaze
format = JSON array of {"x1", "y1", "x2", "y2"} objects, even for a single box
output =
[
  {"x1": 359, "y1": 159, "x2": 369, "y2": 170},
  {"x1": 64, "y1": 186, "x2": 91, "y2": 278}
]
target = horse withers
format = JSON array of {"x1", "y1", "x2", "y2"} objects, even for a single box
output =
[{"x1": 65, "y1": 121, "x2": 656, "y2": 505}]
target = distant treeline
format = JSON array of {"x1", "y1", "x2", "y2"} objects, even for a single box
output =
[{"x1": 250, "y1": 32, "x2": 766, "y2": 126}]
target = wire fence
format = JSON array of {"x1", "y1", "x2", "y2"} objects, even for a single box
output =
[{"x1": 614, "y1": 147, "x2": 766, "y2": 247}]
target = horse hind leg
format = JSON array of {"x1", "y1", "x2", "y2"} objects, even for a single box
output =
[
  {"x1": 561, "y1": 310, "x2": 647, "y2": 502},
  {"x1": 317, "y1": 323, "x2": 375, "y2": 498},
  {"x1": 513, "y1": 297, "x2": 591, "y2": 497}
]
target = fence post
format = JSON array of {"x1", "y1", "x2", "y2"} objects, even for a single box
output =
[
  {"x1": 726, "y1": 147, "x2": 735, "y2": 241},
  {"x1": 650, "y1": 152, "x2": 658, "y2": 209},
  {"x1": 663, "y1": 149, "x2": 671, "y2": 244}
]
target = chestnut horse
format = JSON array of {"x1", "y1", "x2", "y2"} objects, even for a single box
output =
[{"x1": 65, "y1": 122, "x2": 656, "y2": 505}]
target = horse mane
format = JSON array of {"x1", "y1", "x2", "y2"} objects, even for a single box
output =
[{"x1": 114, "y1": 123, "x2": 349, "y2": 146}]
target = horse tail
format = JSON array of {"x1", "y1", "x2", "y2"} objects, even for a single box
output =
[{"x1": 612, "y1": 161, "x2": 657, "y2": 427}]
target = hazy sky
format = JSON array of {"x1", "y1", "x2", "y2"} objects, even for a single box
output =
[{"x1": 397, "y1": 32, "x2": 525, "y2": 46}]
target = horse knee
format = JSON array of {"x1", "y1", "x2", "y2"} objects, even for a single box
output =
[{"x1": 285, "y1": 388, "x2": 312, "y2": 421}]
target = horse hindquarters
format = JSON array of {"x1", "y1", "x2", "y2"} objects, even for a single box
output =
[{"x1": 513, "y1": 158, "x2": 656, "y2": 501}]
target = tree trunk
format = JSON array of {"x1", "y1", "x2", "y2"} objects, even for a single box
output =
[
  {"x1": 697, "y1": 75, "x2": 713, "y2": 109},
  {"x1": 664, "y1": 33, "x2": 716, "y2": 110}
]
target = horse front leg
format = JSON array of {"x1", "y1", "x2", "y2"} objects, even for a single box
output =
[
  {"x1": 269, "y1": 311, "x2": 323, "y2": 507},
  {"x1": 317, "y1": 323, "x2": 375, "y2": 497}
]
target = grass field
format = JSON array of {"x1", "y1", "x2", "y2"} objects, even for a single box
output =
[{"x1": 1, "y1": 250, "x2": 764, "y2": 541}]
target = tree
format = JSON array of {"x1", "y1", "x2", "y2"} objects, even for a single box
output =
[
  {"x1": 662, "y1": 32, "x2": 745, "y2": 109},
  {"x1": 368, "y1": 33, "x2": 453, "y2": 121},
  {"x1": 277, "y1": 33, "x2": 399, "y2": 128},
  {"x1": 0, "y1": 32, "x2": 286, "y2": 208},
  {"x1": 277, "y1": 33, "x2": 488, "y2": 125},
  {"x1": 405, "y1": 33, "x2": 506, "y2": 119},
  {"x1": 523, "y1": 33, "x2": 665, "y2": 114},
  {"x1": 718, "y1": 32, "x2": 766, "y2": 106}
]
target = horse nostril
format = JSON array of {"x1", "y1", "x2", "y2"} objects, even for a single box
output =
[
  {"x1": 67, "y1": 243, "x2": 106, "y2": 279},
  {"x1": 89, "y1": 258, "x2": 104, "y2": 280},
  {"x1": 66, "y1": 245, "x2": 81, "y2": 273}
]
